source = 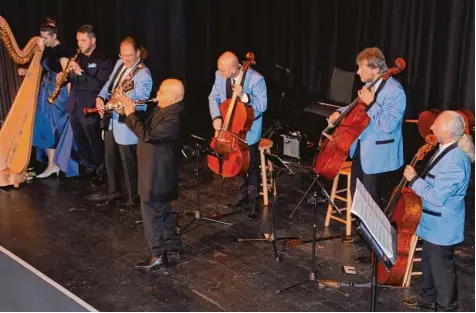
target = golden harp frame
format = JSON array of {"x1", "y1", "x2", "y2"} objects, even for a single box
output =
[{"x1": 0, "y1": 16, "x2": 44, "y2": 187}]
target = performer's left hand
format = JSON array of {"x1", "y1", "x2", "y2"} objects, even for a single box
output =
[
  {"x1": 357, "y1": 87, "x2": 374, "y2": 105},
  {"x1": 232, "y1": 83, "x2": 245, "y2": 99},
  {"x1": 403, "y1": 165, "x2": 417, "y2": 181},
  {"x1": 69, "y1": 61, "x2": 83, "y2": 76},
  {"x1": 117, "y1": 94, "x2": 135, "y2": 116}
]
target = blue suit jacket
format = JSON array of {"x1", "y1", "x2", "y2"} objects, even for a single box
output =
[
  {"x1": 98, "y1": 59, "x2": 152, "y2": 145},
  {"x1": 409, "y1": 143, "x2": 471, "y2": 246},
  {"x1": 208, "y1": 68, "x2": 267, "y2": 145},
  {"x1": 338, "y1": 77, "x2": 406, "y2": 174}
]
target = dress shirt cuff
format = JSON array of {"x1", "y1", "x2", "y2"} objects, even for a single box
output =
[{"x1": 241, "y1": 92, "x2": 249, "y2": 104}]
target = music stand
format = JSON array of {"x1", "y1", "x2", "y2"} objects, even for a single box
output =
[
  {"x1": 350, "y1": 179, "x2": 396, "y2": 312},
  {"x1": 237, "y1": 152, "x2": 300, "y2": 261},
  {"x1": 276, "y1": 187, "x2": 349, "y2": 297},
  {"x1": 179, "y1": 135, "x2": 234, "y2": 234}
]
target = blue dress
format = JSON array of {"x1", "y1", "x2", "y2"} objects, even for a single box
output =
[{"x1": 33, "y1": 44, "x2": 79, "y2": 177}]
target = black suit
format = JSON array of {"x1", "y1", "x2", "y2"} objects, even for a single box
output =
[
  {"x1": 68, "y1": 50, "x2": 112, "y2": 175},
  {"x1": 125, "y1": 101, "x2": 184, "y2": 256}
]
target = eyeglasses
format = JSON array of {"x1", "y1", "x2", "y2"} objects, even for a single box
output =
[{"x1": 118, "y1": 54, "x2": 135, "y2": 60}]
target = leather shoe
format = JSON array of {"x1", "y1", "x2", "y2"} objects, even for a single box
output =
[
  {"x1": 401, "y1": 297, "x2": 436, "y2": 311},
  {"x1": 135, "y1": 253, "x2": 168, "y2": 271},
  {"x1": 228, "y1": 195, "x2": 249, "y2": 208},
  {"x1": 248, "y1": 202, "x2": 261, "y2": 220},
  {"x1": 91, "y1": 173, "x2": 106, "y2": 187}
]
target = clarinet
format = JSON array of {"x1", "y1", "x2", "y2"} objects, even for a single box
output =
[{"x1": 47, "y1": 49, "x2": 80, "y2": 104}]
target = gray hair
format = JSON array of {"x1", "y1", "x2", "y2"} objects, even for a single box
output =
[
  {"x1": 356, "y1": 47, "x2": 388, "y2": 73},
  {"x1": 442, "y1": 111, "x2": 475, "y2": 163}
]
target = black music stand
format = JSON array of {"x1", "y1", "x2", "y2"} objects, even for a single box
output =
[
  {"x1": 237, "y1": 152, "x2": 300, "y2": 261},
  {"x1": 179, "y1": 135, "x2": 234, "y2": 234},
  {"x1": 276, "y1": 188, "x2": 349, "y2": 297},
  {"x1": 351, "y1": 179, "x2": 396, "y2": 312},
  {"x1": 356, "y1": 221, "x2": 395, "y2": 312}
]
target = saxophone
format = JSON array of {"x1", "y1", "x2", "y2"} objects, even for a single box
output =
[{"x1": 47, "y1": 49, "x2": 80, "y2": 104}]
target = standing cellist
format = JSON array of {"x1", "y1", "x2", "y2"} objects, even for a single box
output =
[
  {"x1": 328, "y1": 47, "x2": 406, "y2": 211},
  {"x1": 401, "y1": 111, "x2": 474, "y2": 311},
  {"x1": 208, "y1": 51, "x2": 267, "y2": 220}
]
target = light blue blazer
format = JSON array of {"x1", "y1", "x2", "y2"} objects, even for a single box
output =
[
  {"x1": 410, "y1": 143, "x2": 471, "y2": 246},
  {"x1": 338, "y1": 77, "x2": 406, "y2": 174},
  {"x1": 98, "y1": 59, "x2": 152, "y2": 145},
  {"x1": 208, "y1": 68, "x2": 267, "y2": 145}
]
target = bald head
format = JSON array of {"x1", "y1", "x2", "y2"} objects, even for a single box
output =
[
  {"x1": 431, "y1": 110, "x2": 466, "y2": 144},
  {"x1": 217, "y1": 51, "x2": 239, "y2": 79},
  {"x1": 157, "y1": 78, "x2": 185, "y2": 108}
]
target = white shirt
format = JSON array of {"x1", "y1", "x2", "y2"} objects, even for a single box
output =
[
  {"x1": 232, "y1": 71, "x2": 249, "y2": 103},
  {"x1": 429, "y1": 140, "x2": 457, "y2": 164},
  {"x1": 112, "y1": 59, "x2": 141, "y2": 91}
]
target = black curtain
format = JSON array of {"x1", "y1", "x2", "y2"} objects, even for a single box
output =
[{"x1": 0, "y1": 0, "x2": 474, "y2": 124}]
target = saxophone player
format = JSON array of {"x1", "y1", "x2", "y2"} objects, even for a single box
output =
[{"x1": 67, "y1": 24, "x2": 113, "y2": 187}]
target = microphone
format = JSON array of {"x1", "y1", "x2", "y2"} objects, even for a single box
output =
[
  {"x1": 190, "y1": 134, "x2": 223, "y2": 159},
  {"x1": 275, "y1": 63, "x2": 291, "y2": 74}
]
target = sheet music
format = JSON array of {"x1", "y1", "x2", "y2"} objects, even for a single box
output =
[{"x1": 351, "y1": 179, "x2": 397, "y2": 265}]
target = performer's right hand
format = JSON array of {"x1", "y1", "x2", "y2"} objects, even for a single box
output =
[
  {"x1": 17, "y1": 68, "x2": 28, "y2": 77},
  {"x1": 327, "y1": 111, "x2": 341, "y2": 127},
  {"x1": 213, "y1": 118, "x2": 222, "y2": 138},
  {"x1": 95, "y1": 98, "x2": 105, "y2": 117}
]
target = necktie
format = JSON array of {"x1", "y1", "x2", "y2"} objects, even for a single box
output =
[
  {"x1": 226, "y1": 78, "x2": 232, "y2": 99},
  {"x1": 113, "y1": 67, "x2": 128, "y2": 90}
]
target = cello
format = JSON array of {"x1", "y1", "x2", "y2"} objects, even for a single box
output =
[
  {"x1": 376, "y1": 134, "x2": 438, "y2": 285},
  {"x1": 207, "y1": 53, "x2": 255, "y2": 178},
  {"x1": 313, "y1": 58, "x2": 406, "y2": 180}
]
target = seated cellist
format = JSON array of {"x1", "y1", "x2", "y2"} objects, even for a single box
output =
[{"x1": 328, "y1": 47, "x2": 406, "y2": 211}]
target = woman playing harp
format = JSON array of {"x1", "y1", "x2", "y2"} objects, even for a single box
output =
[{"x1": 17, "y1": 18, "x2": 79, "y2": 178}]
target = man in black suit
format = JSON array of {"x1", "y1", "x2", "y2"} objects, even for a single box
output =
[
  {"x1": 119, "y1": 79, "x2": 184, "y2": 271},
  {"x1": 67, "y1": 25, "x2": 112, "y2": 186}
]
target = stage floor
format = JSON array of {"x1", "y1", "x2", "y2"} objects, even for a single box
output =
[{"x1": 0, "y1": 138, "x2": 474, "y2": 311}]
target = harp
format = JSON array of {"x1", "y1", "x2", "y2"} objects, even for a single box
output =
[{"x1": 0, "y1": 16, "x2": 44, "y2": 187}]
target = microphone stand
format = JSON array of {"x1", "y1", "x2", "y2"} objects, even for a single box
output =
[{"x1": 179, "y1": 137, "x2": 233, "y2": 234}]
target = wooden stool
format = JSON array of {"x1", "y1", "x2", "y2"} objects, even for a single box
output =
[
  {"x1": 324, "y1": 161, "x2": 353, "y2": 236},
  {"x1": 402, "y1": 234, "x2": 423, "y2": 287},
  {"x1": 258, "y1": 138, "x2": 276, "y2": 207}
]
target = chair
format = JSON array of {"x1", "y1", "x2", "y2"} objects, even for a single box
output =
[
  {"x1": 402, "y1": 234, "x2": 423, "y2": 287},
  {"x1": 258, "y1": 138, "x2": 276, "y2": 206},
  {"x1": 324, "y1": 161, "x2": 353, "y2": 236}
]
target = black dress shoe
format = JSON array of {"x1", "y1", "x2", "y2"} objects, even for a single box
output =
[
  {"x1": 91, "y1": 173, "x2": 106, "y2": 187},
  {"x1": 248, "y1": 202, "x2": 261, "y2": 220},
  {"x1": 401, "y1": 297, "x2": 437, "y2": 311},
  {"x1": 135, "y1": 253, "x2": 168, "y2": 271}
]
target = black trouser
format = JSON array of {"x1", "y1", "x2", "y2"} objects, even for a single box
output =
[
  {"x1": 104, "y1": 130, "x2": 138, "y2": 203},
  {"x1": 236, "y1": 142, "x2": 260, "y2": 204},
  {"x1": 141, "y1": 200, "x2": 182, "y2": 257},
  {"x1": 420, "y1": 240, "x2": 458, "y2": 311},
  {"x1": 350, "y1": 140, "x2": 400, "y2": 210},
  {"x1": 69, "y1": 113, "x2": 105, "y2": 175}
]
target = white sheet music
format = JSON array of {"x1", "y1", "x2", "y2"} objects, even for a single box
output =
[{"x1": 351, "y1": 179, "x2": 397, "y2": 264}]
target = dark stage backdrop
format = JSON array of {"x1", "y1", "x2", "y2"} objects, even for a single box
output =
[{"x1": 0, "y1": 0, "x2": 474, "y2": 125}]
